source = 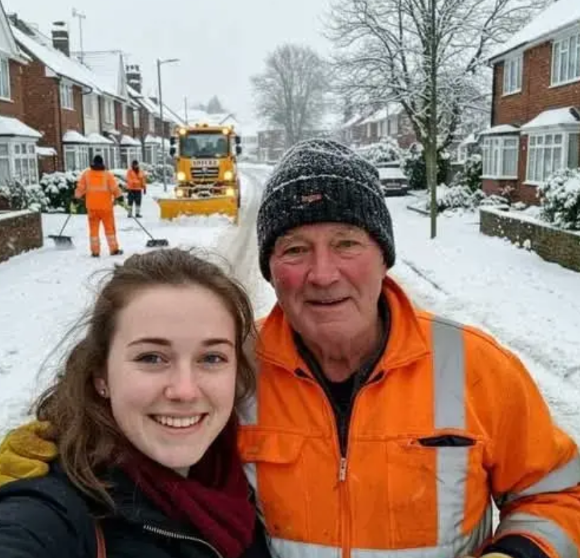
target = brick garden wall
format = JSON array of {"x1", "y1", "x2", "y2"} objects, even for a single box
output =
[
  {"x1": 480, "y1": 207, "x2": 580, "y2": 272},
  {"x1": 0, "y1": 211, "x2": 43, "y2": 263}
]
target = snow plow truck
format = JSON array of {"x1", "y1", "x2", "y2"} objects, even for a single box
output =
[{"x1": 157, "y1": 123, "x2": 242, "y2": 222}]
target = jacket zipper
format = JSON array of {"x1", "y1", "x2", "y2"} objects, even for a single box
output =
[
  {"x1": 295, "y1": 369, "x2": 385, "y2": 558},
  {"x1": 143, "y1": 524, "x2": 223, "y2": 558}
]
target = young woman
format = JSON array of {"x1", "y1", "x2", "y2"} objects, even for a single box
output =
[{"x1": 0, "y1": 248, "x2": 270, "y2": 558}]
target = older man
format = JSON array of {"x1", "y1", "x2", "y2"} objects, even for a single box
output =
[
  {"x1": 239, "y1": 139, "x2": 580, "y2": 558},
  {"x1": 1, "y1": 139, "x2": 579, "y2": 558}
]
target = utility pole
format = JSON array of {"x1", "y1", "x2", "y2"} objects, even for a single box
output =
[
  {"x1": 71, "y1": 8, "x2": 86, "y2": 63},
  {"x1": 157, "y1": 58, "x2": 179, "y2": 192},
  {"x1": 428, "y1": 0, "x2": 438, "y2": 239}
]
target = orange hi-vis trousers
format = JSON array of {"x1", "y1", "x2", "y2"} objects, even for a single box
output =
[{"x1": 87, "y1": 209, "x2": 119, "y2": 255}]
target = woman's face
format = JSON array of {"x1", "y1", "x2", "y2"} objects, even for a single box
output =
[{"x1": 99, "y1": 284, "x2": 237, "y2": 476}]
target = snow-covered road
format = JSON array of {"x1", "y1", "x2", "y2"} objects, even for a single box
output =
[{"x1": 0, "y1": 169, "x2": 578, "y2": 442}]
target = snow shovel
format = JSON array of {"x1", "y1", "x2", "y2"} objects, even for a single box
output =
[
  {"x1": 131, "y1": 216, "x2": 169, "y2": 248},
  {"x1": 48, "y1": 213, "x2": 74, "y2": 248}
]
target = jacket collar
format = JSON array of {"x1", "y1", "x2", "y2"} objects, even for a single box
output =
[{"x1": 256, "y1": 276, "x2": 431, "y2": 375}]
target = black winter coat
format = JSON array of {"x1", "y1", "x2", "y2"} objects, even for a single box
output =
[{"x1": 0, "y1": 464, "x2": 271, "y2": 558}]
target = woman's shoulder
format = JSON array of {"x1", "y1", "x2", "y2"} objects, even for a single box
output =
[{"x1": 0, "y1": 464, "x2": 98, "y2": 558}]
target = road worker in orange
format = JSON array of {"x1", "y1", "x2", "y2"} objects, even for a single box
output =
[
  {"x1": 1, "y1": 140, "x2": 579, "y2": 558},
  {"x1": 75, "y1": 154, "x2": 124, "y2": 258},
  {"x1": 125, "y1": 159, "x2": 147, "y2": 218}
]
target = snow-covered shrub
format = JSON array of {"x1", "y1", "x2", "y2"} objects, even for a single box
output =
[
  {"x1": 537, "y1": 168, "x2": 580, "y2": 231},
  {"x1": 452, "y1": 154, "x2": 482, "y2": 192},
  {"x1": 0, "y1": 180, "x2": 49, "y2": 212},
  {"x1": 141, "y1": 163, "x2": 175, "y2": 184},
  {"x1": 425, "y1": 185, "x2": 473, "y2": 212},
  {"x1": 357, "y1": 137, "x2": 402, "y2": 165},
  {"x1": 403, "y1": 143, "x2": 451, "y2": 190},
  {"x1": 110, "y1": 170, "x2": 128, "y2": 190},
  {"x1": 39, "y1": 172, "x2": 84, "y2": 214}
]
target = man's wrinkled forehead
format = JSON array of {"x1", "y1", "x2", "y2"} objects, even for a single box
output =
[{"x1": 276, "y1": 223, "x2": 369, "y2": 245}]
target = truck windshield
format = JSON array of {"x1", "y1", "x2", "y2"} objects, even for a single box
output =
[{"x1": 180, "y1": 133, "x2": 230, "y2": 158}]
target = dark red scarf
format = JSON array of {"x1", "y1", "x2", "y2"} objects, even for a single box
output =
[{"x1": 121, "y1": 419, "x2": 255, "y2": 558}]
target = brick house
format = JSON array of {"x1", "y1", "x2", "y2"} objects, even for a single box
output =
[
  {"x1": 0, "y1": 2, "x2": 42, "y2": 185},
  {"x1": 340, "y1": 105, "x2": 417, "y2": 149},
  {"x1": 483, "y1": 0, "x2": 580, "y2": 204}
]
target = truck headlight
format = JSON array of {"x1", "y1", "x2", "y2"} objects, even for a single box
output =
[
  {"x1": 177, "y1": 171, "x2": 186, "y2": 181},
  {"x1": 223, "y1": 170, "x2": 234, "y2": 181},
  {"x1": 225, "y1": 187, "x2": 235, "y2": 197},
  {"x1": 176, "y1": 188, "x2": 185, "y2": 198}
]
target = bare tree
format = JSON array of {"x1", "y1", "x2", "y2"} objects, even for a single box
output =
[
  {"x1": 252, "y1": 44, "x2": 329, "y2": 147},
  {"x1": 327, "y1": 0, "x2": 549, "y2": 237}
]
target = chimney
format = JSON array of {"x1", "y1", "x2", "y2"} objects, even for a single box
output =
[
  {"x1": 126, "y1": 64, "x2": 143, "y2": 93},
  {"x1": 52, "y1": 21, "x2": 70, "y2": 57}
]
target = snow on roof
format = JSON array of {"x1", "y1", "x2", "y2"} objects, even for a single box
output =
[
  {"x1": 144, "y1": 134, "x2": 159, "y2": 144},
  {"x1": 120, "y1": 135, "x2": 142, "y2": 146},
  {"x1": 0, "y1": 116, "x2": 41, "y2": 138},
  {"x1": 62, "y1": 130, "x2": 89, "y2": 143},
  {"x1": 361, "y1": 104, "x2": 402, "y2": 125},
  {"x1": 479, "y1": 124, "x2": 520, "y2": 135},
  {"x1": 0, "y1": 4, "x2": 26, "y2": 62},
  {"x1": 490, "y1": 0, "x2": 580, "y2": 61},
  {"x1": 341, "y1": 113, "x2": 363, "y2": 129},
  {"x1": 76, "y1": 51, "x2": 127, "y2": 100},
  {"x1": 86, "y1": 133, "x2": 114, "y2": 145},
  {"x1": 521, "y1": 107, "x2": 580, "y2": 131},
  {"x1": 458, "y1": 133, "x2": 479, "y2": 147},
  {"x1": 11, "y1": 25, "x2": 101, "y2": 92},
  {"x1": 36, "y1": 146, "x2": 57, "y2": 156}
]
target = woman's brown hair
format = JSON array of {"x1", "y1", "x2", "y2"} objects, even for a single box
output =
[{"x1": 34, "y1": 248, "x2": 257, "y2": 506}]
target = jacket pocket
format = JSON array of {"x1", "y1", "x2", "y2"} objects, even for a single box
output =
[
  {"x1": 238, "y1": 429, "x2": 309, "y2": 539},
  {"x1": 385, "y1": 433, "x2": 487, "y2": 547}
]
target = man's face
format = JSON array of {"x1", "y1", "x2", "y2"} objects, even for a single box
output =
[{"x1": 269, "y1": 223, "x2": 386, "y2": 346}]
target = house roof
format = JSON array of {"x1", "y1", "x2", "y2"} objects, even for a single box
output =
[
  {"x1": 0, "y1": 115, "x2": 41, "y2": 138},
  {"x1": 75, "y1": 51, "x2": 128, "y2": 100},
  {"x1": 11, "y1": 24, "x2": 102, "y2": 93},
  {"x1": 361, "y1": 104, "x2": 403, "y2": 125},
  {"x1": 0, "y1": 4, "x2": 27, "y2": 63},
  {"x1": 86, "y1": 132, "x2": 114, "y2": 145},
  {"x1": 479, "y1": 124, "x2": 520, "y2": 135},
  {"x1": 521, "y1": 107, "x2": 580, "y2": 131},
  {"x1": 489, "y1": 0, "x2": 580, "y2": 62},
  {"x1": 120, "y1": 134, "x2": 141, "y2": 146},
  {"x1": 62, "y1": 130, "x2": 89, "y2": 143}
]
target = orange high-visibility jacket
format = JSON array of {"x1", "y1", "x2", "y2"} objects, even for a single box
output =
[
  {"x1": 75, "y1": 169, "x2": 122, "y2": 211},
  {"x1": 126, "y1": 168, "x2": 146, "y2": 191},
  {"x1": 238, "y1": 277, "x2": 580, "y2": 558}
]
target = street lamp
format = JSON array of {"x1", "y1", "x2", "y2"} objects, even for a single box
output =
[{"x1": 157, "y1": 57, "x2": 179, "y2": 192}]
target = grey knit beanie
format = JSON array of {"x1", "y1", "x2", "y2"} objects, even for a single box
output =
[{"x1": 257, "y1": 138, "x2": 396, "y2": 281}]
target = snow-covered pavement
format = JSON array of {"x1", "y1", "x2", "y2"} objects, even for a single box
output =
[{"x1": 0, "y1": 169, "x2": 578, "y2": 442}]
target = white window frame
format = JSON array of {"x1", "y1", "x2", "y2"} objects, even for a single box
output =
[
  {"x1": 482, "y1": 135, "x2": 519, "y2": 179},
  {"x1": 60, "y1": 81, "x2": 74, "y2": 111},
  {"x1": 63, "y1": 144, "x2": 89, "y2": 172},
  {"x1": 0, "y1": 139, "x2": 39, "y2": 185},
  {"x1": 551, "y1": 31, "x2": 580, "y2": 86},
  {"x1": 134, "y1": 108, "x2": 141, "y2": 129},
  {"x1": 149, "y1": 114, "x2": 155, "y2": 133},
  {"x1": 525, "y1": 131, "x2": 579, "y2": 185},
  {"x1": 0, "y1": 58, "x2": 11, "y2": 100},
  {"x1": 103, "y1": 98, "x2": 115, "y2": 125},
  {"x1": 83, "y1": 94, "x2": 95, "y2": 119},
  {"x1": 503, "y1": 55, "x2": 523, "y2": 95},
  {"x1": 122, "y1": 104, "x2": 129, "y2": 127}
]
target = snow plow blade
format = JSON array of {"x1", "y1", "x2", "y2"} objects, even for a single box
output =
[{"x1": 157, "y1": 196, "x2": 239, "y2": 223}]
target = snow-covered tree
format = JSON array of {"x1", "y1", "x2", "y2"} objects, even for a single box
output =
[
  {"x1": 206, "y1": 96, "x2": 226, "y2": 115},
  {"x1": 252, "y1": 44, "x2": 330, "y2": 147},
  {"x1": 327, "y1": 0, "x2": 550, "y2": 236}
]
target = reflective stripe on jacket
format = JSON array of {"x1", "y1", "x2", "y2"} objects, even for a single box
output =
[
  {"x1": 126, "y1": 169, "x2": 146, "y2": 191},
  {"x1": 238, "y1": 277, "x2": 580, "y2": 558},
  {"x1": 75, "y1": 169, "x2": 121, "y2": 211}
]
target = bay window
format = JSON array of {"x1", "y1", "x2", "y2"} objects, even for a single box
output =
[
  {"x1": 482, "y1": 136, "x2": 519, "y2": 179},
  {"x1": 526, "y1": 132, "x2": 579, "y2": 183}
]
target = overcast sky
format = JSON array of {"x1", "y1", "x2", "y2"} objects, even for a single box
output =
[{"x1": 7, "y1": 0, "x2": 333, "y2": 124}]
